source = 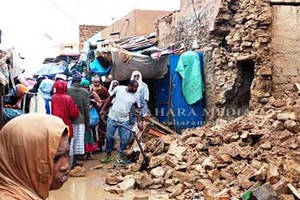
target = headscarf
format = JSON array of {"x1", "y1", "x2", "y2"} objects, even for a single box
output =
[
  {"x1": 108, "y1": 80, "x2": 119, "y2": 93},
  {"x1": 54, "y1": 74, "x2": 67, "y2": 81},
  {"x1": 71, "y1": 70, "x2": 82, "y2": 82},
  {"x1": 130, "y1": 71, "x2": 149, "y2": 101},
  {"x1": 130, "y1": 70, "x2": 143, "y2": 85},
  {"x1": 0, "y1": 113, "x2": 68, "y2": 200},
  {"x1": 38, "y1": 79, "x2": 55, "y2": 100},
  {"x1": 80, "y1": 79, "x2": 91, "y2": 88}
]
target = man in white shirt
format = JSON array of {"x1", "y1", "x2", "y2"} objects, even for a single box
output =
[{"x1": 100, "y1": 80, "x2": 143, "y2": 164}]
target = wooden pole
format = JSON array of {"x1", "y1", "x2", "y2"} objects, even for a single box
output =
[{"x1": 0, "y1": 84, "x2": 5, "y2": 129}]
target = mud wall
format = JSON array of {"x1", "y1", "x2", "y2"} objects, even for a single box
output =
[
  {"x1": 100, "y1": 10, "x2": 170, "y2": 39},
  {"x1": 157, "y1": 0, "x2": 222, "y2": 121},
  {"x1": 79, "y1": 25, "x2": 106, "y2": 51},
  {"x1": 157, "y1": 0, "x2": 273, "y2": 120},
  {"x1": 271, "y1": 4, "x2": 300, "y2": 95}
]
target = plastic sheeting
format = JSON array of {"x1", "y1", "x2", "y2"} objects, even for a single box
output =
[
  {"x1": 110, "y1": 48, "x2": 168, "y2": 81},
  {"x1": 35, "y1": 63, "x2": 67, "y2": 76},
  {"x1": 89, "y1": 58, "x2": 112, "y2": 76}
]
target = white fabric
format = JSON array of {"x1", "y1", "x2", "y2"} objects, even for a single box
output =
[
  {"x1": 108, "y1": 80, "x2": 119, "y2": 104},
  {"x1": 55, "y1": 74, "x2": 67, "y2": 81},
  {"x1": 108, "y1": 80, "x2": 119, "y2": 93},
  {"x1": 130, "y1": 71, "x2": 149, "y2": 101},
  {"x1": 69, "y1": 124, "x2": 85, "y2": 156},
  {"x1": 108, "y1": 86, "x2": 140, "y2": 122},
  {"x1": 28, "y1": 93, "x2": 47, "y2": 114}
]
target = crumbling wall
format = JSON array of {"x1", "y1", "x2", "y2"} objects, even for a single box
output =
[
  {"x1": 210, "y1": 0, "x2": 273, "y2": 116},
  {"x1": 157, "y1": 0, "x2": 222, "y2": 121},
  {"x1": 157, "y1": 0, "x2": 273, "y2": 121}
]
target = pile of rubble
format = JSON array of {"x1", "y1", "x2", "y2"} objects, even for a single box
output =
[{"x1": 104, "y1": 90, "x2": 300, "y2": 199}]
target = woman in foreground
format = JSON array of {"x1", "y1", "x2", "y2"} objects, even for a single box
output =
[{"x1": 0, "y1": 113, "x2": 70, "y2": 200}]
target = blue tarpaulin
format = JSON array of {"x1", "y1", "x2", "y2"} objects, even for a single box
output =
[
  {"x1": 89, "y1": 58, "x2": 111, "y2": 76},
  {"x1": 35, "y1": 63, "x2": 67, "y2": 76}
]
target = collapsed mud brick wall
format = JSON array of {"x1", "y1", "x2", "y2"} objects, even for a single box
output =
[{"x1": 156, "y1": 0, "x2": 300, "y2": 122}]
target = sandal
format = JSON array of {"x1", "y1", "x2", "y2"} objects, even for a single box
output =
[
  {"x1": 101, "y1": 156, "x2": 112, "y2": 163},
  {"x1": 116, "y1": 157, "x2": 131, "y2": 165}
]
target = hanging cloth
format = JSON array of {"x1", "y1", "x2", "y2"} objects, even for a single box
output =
[
  {"x1": 175, "y1": 50, "x2": 204, "y2": 105},
  {"x1": 89, "y1": 58, "x2": 111, "y2": 76}
]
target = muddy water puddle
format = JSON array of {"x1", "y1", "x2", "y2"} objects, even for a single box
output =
[{"x1": 49, "y1": 154, "x2": 169, "y2": 200}]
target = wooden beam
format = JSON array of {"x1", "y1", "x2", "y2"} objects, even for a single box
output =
[
  {"x1": 269, "y1": 0, "x2": 300, "y2": 5},
  {"x1": 148, "y1": 117, "x2": 178, "y2": 135},
  {"x1": 0, "y1": 85, "x2": 5, "y2": 129}
]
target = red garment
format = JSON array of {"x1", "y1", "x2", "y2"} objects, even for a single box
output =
[
  {"x1": 85, "y1": 143, "x2": 98, "y2": 152},
  {"x1": 52, "y1": 80, "x2": 79, "y2": 138}
]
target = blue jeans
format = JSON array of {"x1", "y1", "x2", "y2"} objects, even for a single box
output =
[
  {"x1": 105, "y1": 117, "x2": 131, "y2": 157},
  {"x1": 45, "y1": 99, "x2": 51, "y2": 114}
]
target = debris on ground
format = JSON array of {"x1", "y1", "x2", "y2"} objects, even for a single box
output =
[
  {"x1": 69, "y1": 166, "x2": 87, "y2": 177},
  {"x1": 90, "y1": 164, "x2": 103, "y2": 170},
  {"x1": 104, "y1": 91, "x2": 300, "y2": 199}
]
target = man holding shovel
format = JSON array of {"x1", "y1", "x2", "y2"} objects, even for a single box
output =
[{"x1": 100, "y1": 80, "x2": 143, "y2": 164}]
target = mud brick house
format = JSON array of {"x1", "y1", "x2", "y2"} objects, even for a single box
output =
[{"x1": 156, "y1": 0, "x2": 300, "y2": 121}]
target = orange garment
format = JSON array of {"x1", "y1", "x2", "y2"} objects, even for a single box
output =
[
  {"x1": 16, "y1": 84, "x2": 29, "y2": 97},
  {"x1": 0, "y1": 113, "x2": 68, "y2": 200}
]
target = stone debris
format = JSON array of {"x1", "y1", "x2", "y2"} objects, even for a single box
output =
[
  {"x1": 294, "y1": 83, "x2": 300, "y2": 92},
  {"x1": 105, "y1": 173, "x2": 124, "y2": 185},
  {"x1": 104, "y1": 92, "x2": 300, "y2": 199},
  {"x1": 69, "y1": 166, "x2": 86, "y2": 177},
  {"x1": 90, "y1": 164, "x2": 103, "y2": 170},
  {"x1": 104, "y1": 177, "x2": 135, "y2": 194},
  {"x1": 133, "y1": 196, "x2": 149, "y2": 200}
]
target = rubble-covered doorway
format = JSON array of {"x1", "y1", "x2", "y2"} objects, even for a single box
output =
[{"x1": 236, "y1": 59, "x2": 254, "y2": 115}]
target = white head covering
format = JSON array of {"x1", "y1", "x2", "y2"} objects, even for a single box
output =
[
  {"x1": 130, "y1": 71, "x2": 149, "y2": 101},
  {"x1": 130, "y1": 71, "x2": 143, "y2": 83},
  {"x1": 108, "y1": 80, "x2": 119, "y2": 93},
  {"x1": 55, "y1": 74, "x2": 67, "y2": 81}
]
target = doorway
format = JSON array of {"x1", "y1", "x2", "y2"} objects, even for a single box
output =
[{"x1": 225, "y1": 59, "x2": 254, "y2": 118}]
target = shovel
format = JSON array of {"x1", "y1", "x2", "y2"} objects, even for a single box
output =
[{"x1": 116, "y1": 122, "x2": 149, "y2": 170}]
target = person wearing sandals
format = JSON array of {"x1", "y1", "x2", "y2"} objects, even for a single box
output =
[
  {"x1": 80, "y1": 79, "x2": 102, "y2": 160},
  {"x1": 67, "y1": 71, "x2": 90, "y2": 169},
  {"x1": 100, "y1": 80, "x2": 143, "y2": 164},
  {"x1": 91, "y1": 75, "x2": 110, "y2": 152}
]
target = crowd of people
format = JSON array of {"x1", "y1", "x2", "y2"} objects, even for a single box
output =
[
  {"x1": 2, "y1": 70, "x2": 150, "y2": 169},
  {"x1": 0, "y1": 70, "x2": 150, "y2": 199}
]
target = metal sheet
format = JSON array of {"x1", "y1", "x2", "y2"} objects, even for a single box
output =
[{"x1": 154, "y1": 52, "x2": 205, "y2": 132}]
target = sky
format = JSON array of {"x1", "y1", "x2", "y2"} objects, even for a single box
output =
[{"x1": 0, "y1": 0, "x2": 180, "y2": 73}]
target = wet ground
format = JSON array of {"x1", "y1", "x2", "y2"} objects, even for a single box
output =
[{"x1": 49, "y1": 153, "x2": 170, "y2": 200}]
